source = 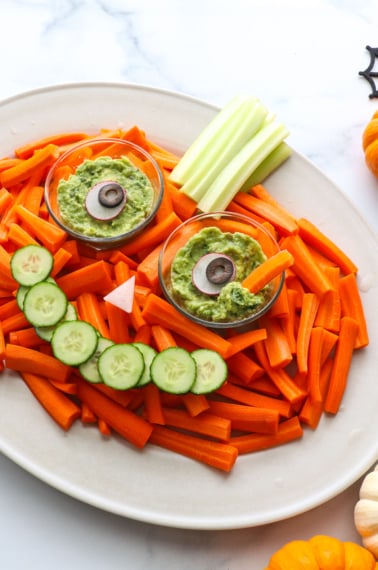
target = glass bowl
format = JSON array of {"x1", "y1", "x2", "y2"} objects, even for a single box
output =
[
  {"x1": 45, "y1": 138, "x2": 164, "y2": 249},
  {"x1": 158, "y1": 211, "x2": 284, "y2": 330}
]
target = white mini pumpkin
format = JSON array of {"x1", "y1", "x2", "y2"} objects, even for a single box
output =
[{"x1": 355, "y1": 464, "x2": 378, "y2": 557}]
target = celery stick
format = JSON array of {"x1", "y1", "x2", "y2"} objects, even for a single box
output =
[
  {"x1": 240, "y1": 142, "x2": 292, "y2": 191},
  {"x1": 169, "y1": 95, "x2": 255, "y2": 186},
  {"x1": 180, "y1": 99, "x2": 268, "y2": 203},
  {"x1": 197, "y1": 122, "x2": 289, "y2": 213}
]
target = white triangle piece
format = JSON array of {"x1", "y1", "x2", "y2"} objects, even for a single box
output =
[{"x1": 104, "y1": 275, "x2": 135, "y2": 313}]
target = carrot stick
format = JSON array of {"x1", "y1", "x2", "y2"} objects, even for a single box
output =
[
  {"x1": 225, "y1": 327, "x2": 267, "y2": 358},
  {"x1": 142, "y1": 383, "x2": 165, "y2": 425},
  {"x1": 81, "y1": 402, "x2": 97, "y2": 424},
  {"x1": 254, "y1": 341, "x2": 306, "y2": 404},
  {"x1": 120, "y1": 125, "x2": 151, "y2": 150},
  {"x1": 77, "y1": 292, "x2": 110, "y2": 339},
  {"x1": 297, "y1": 217, "x2": 358, "y2": 275},
  {"x1": 61, "y1": 239, "x2": 81, "y2": 267},
  {"x1": 339, "y1": 273, "x2": 369, "y2": 349},
  {"x1": 233, "y1": 191, "x2": 298, "y2": 235},
  {"x1": 280, "y1": 234, "x2": 334, "y2": 297},
  {"x1": 127, "y1": 297, "x2": 145, "y2": 331},
  {"x1": 104, "y1": 302, "x2": 131, "y2": 343},
  {"x1": 307, "y1": 326, "x2": 326, "y2": 402},
  {"x1": 207, "y1": 400, "x2": 279, "y2": 434},
  {"x1": 0, "y1": 144, "x2": 59, "y2": 187},
  {"x1": 0, "y1": 298, "x2": 22, "y2": 320},
  {"x1": 0, "y1": 223, "x2": 9, "y2": 244},
  {"x1": 22, "y1": 185, "x2": 44, "y2": 215},
  {"x1": 0, "y1": 187, "x2": 14, "y2": 214},
  {"x1": 151, "y1": 324, "x2": 177, "y2": 351},
  {"x1": 75, "y1": 376, "x2": 153, "y2": 448},
  {"x1": 113, "y1": 259, "x2": 130, "y2": 283},
  {"x1": 49, "y1": 380, "x2": 78, "y2": 395},
  {"x1": 165, "y1": 180, "x2": 197, "y2": 220},
  {"x1": 120, "y1": 211, "x2": 182, "y2": 257},
  {"x1": 1, "y1": 312, "x2": 30, "y2": 335},
  {"x1": 5, "y1": 343, "x2": 70, "y2": 382},
  {"x1": 141, "y1": 293, "x2": 232, "y2": 358},
  {"x1": 133, "y1": 324, "x2": 152, "y2": 344},
  {"x1": 217, "y1": 380, "x2": 292, "y2": 418},
  {"x1": 15, "y1": 204, "x2": 67, "y2": 252},
  {"x1": 15, "y1": 132, "x2": 88, "y2": 159},
  {"x1": 227, "y1": 199, "x2": 267, "y2": 225},
  {"x1": 51, "y1": 247, "x2": 72, "y2": 277},
  {"x1": 93, "y1": 382, "x2": 137, "y2": 408},
  {"x1": 134, "y1": 242, "x2": 163, "y2": 290},
  {"x1": 155, "y1": 171, "x2": 174, "y2": 223},
  {"x1": 149, "y1": 425, "x2": 238, "y2": 472},
  {"x1": 181, "y1": 392, "x2": 210, "y2": 416},
  {"x1": 285, "y1": 270, "x2": 305, "y2": 308},
  {"x1": 107, "y1": 250, "x2": 137, "y2": 271},
  {"x1": 250, "y1": 183, "x2": 282, "y2": 206},
  {"x1": 259, "y1": 314, "x2": 293, "y2": 368},
  {"x1": 230, "y1": 416, "x2": 303, "y2": 454},
  {"x1": 9, "y1": 327, "x2": 48, "y2": 348},
  {"x1": 7, "y1": 222, "x2": 38, "y2": 248},
  {"x1": 280, "y1": 289, "x2": 298, "y2": 354},
  {"x1": 162, "y1": 408, "x2": 231, "y2": 441},
  {"x1": 0, "y1": 158, "x2": 22, "y2": 172},
  {"x1": 56, "y1": 260, "x2": 113, "y2": 299},
  {"x1": 320, "y1": 329, "x2": 339, "y2": 364},
  {"x1": 0, "y1": 244, "x2": 18, "y2": 286},
  {"x1": 324, "y1": 317, "x2": 359, "y2": 414},
  {"x1": 0, "y1": 323, "x2": 5, "y2": 359},
  {"x1": 268, "y1": 279, "x2": 290, "y2": 318},
  {"x1": 97, "y1": 418, "x2": 112, "y2": 436},
  {"x1": 241, "y1": 249, "x2": 294, "y2": 293},
  {"x1": 299, "y1": 358, "x2": 333, "y2": 429},
  {"x1": 314, "y1": 266, "x2": 341, "y2": 333},
  {"x1": 21, "y1": 372, "x2": 80, "y2": 431},
  {"x1": 226, "y1": 351, "x2": 265, "y2": 384},
  {"x1": 296, "y1": 293, "x2": 320, "y2": 374},
  {"x1": 151, "y1": 151, "x2": 180, "y2": 170}
]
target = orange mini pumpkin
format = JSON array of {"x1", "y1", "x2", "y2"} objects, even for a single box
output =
[
  {"x1": 264, "y1": 534, "x2": 378, "y2": 569},
  {"x1": 362, "y1": 111, "x2": 378, "y2": 177}
]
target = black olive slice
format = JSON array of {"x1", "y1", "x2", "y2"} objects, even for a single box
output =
[
  {"x1": 192, "y1": 253, "x2": 236, "y2": 296},
  {"x1": 206, "y1": 256, "x2": 235, "y2": 284},
  {"x1": 85, "y1": 180, "x2": 127, "y2": 221},
  {"x1": 98, "y1": 182, "x2": 125, "y2": 208}
]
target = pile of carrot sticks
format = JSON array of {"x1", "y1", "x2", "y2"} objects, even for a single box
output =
[{"x1": 0, "y1": 125, "x2": 368, "y2": 472}]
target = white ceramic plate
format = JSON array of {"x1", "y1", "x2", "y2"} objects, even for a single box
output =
[{"x1": 0, "y1": 83, "x2": 377, "y2": 530}]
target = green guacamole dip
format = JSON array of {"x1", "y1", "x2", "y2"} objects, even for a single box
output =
[
  {"x1": 57, "y1": 156, "x2": 154, "y2": 238},
  {"x1": 170, "y1": 226, "x2": 271, "y2": 323}
]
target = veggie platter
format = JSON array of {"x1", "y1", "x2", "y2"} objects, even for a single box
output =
[{"x1": 0, "y1": 83, "x2": 377, "y2": 530}]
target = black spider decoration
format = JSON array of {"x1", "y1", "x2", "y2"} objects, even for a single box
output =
[{"x1": 359, "y1": 45, "x2": 378, "y2": 98}]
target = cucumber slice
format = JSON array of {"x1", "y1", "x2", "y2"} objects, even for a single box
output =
[
  {"x1": 97, "y1": 343, "x2": 145, "y2": 390},
  {"x1": 23, "y1": 281, "x2": 68, "y2": 327},
  {"x1": 79, "y1": 336, "x2": 114, "y2": 383},
  {"x1": 16, "y1": 285, "x2": 29, "y2": 311},
  {"x1": 51, "y1": 320, "x2": 99, "y2": 366},
  {"x1": 190, "y1": 349, "x2": 227, "y2": 394},
  {"x1": 35, "y1": 302, "x2": 78, "y2": 342},
  {"x1": 17, "y1": 276, "x2": 57, "y2": 312},
  {"x1": 10, "y1": 245, "x2": 53, "y2": 286},
  {"x1": 132, "y1": 342, "x2": 157, "y2": 387},
  {"x1": 150, "y1": 347, "x2": 196, "y2": 394}
]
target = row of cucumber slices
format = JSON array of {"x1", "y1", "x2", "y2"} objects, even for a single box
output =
[{"x1": 10, "y1": 244, "x2": 228, "y2": 394}]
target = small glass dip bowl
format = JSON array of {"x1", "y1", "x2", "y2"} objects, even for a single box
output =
[
  {"x1": 45, "y1": 138, "x2": 164, "y2": 250},
  {"x1": 158, "y1": 211, "x2": 284, "y2": 330}
]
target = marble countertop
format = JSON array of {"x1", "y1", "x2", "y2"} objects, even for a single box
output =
[{"x1": 0, "y1": 0, "x2": 377, "y2": 568}]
